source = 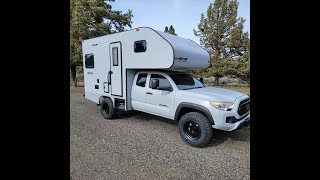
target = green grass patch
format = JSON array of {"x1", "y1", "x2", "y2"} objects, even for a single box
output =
[
  {"x1": 205, "y1": 85, "x2": 250, "y2": 96},
  {"x1": 222, "y1": 86, "x2": 250, "y2": 96}
]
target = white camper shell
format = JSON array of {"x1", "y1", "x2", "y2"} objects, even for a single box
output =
[{"x1": 82, "y1": 27, "x2": 210, "y2": 110}]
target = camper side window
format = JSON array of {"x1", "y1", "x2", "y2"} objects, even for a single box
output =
[
  {"x1": 134, "y1": 40, "x2": 146, "y2": 52},
  {"x1": 85, "y1": 54, "x2": 94, "y2": 68},
  {"x1": 136, "y1": 74, "x2": 147, "y2": 87}
]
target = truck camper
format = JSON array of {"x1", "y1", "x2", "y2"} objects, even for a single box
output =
[{"x1": 82, "y1": 27, "x2": 250, "y2": 147}]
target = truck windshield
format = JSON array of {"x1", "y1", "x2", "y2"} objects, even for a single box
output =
[{"x1": 169, "y1": 74, "x2": 204, "y2": 90}]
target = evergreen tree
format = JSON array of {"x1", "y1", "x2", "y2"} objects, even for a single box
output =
[
  {"x1": 70, "y1": 0, "x2": 133, "y2": 86},
  {"x1": 164, "y1": 26, "x2": 169, "y2": 33},
  {"x1": 164, "y1": 25, "x2": 177, "y2": 36},
  {"x1": 168, "y1": 25, "x2": 177, "y2": 35},
  {"x1": 194, "y1": 0, "x2": 249, "y2": 85}
]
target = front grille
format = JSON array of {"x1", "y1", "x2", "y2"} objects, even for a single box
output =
[{"x1": 237, "y1": 98, "x2": 250, "y2": 116}]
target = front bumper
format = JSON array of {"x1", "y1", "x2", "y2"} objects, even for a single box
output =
[
  {"x1": 212, "y1": 113, "x2": 250, "y2": 131},
  {"x1": 209, "y1": 95, "x2": 250, "y2": 131},
  {"x1": 234, "y1": 114, "x2": 250, "y2": 130}
]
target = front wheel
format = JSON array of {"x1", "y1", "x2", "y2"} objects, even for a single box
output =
[{"x1": 178, "y1": 112, "x2": 213, "y2": 147}]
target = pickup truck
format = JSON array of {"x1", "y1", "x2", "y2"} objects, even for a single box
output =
[{"x1": 100, "y1": 70, "x2": 250, "y2": 147}]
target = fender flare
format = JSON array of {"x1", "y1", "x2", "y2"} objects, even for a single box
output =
[{"x1": 174, "y1": 102, "x2": 215, "y2": 125}]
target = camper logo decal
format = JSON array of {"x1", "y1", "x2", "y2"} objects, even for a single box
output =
[{"x1": 174, "y1": 57, "x2": 188, "y2": 62}]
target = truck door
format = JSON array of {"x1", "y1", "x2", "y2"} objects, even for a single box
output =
[
  {"x1": 131, "y1": 73, "x2": 148, "y2": 111},
  {"x1": 109, "y1": 42, "x2": 122, "y2": 96},
  {"x1": 145, "y1": 74, "x2": 175, "y2": 119}
]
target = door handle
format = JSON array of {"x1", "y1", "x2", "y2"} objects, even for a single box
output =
[
  {"x1": 108, "y1": 71, "x2": 112, "y2": 85},
  {"x1": 146, "y1": 92, "x2": 153, "y2": 95}
]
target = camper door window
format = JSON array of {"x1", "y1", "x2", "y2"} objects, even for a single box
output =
[
  {"x1": 112, "y1": 47, "x2": 118, "y2": 66},
  {"x1": 85, "y1": 54, "x2": 94, "y2": 68},
  {"x1": 134, "y1": 40, "x2": 146, "y2": 52}
]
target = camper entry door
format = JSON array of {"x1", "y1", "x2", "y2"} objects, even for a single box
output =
[{"x1": 109, "y1": 42, "x2": 123, "y2": 97}]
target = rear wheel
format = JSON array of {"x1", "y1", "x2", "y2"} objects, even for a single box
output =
[
  {"x1": 178, "y1": 112, "x2": 213, "y2": 147},
  {"x1": 100, "y1": 98, "x2": 117, "y2": 119}
]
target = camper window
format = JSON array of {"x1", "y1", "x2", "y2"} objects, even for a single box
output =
[
  {"x1": 134, "y1": 40, "x2": 146, "y2": 52},
  {"x1": 85, "y1": 54, "x2": 94, "y2": 68},
  {"x1": 136, "y1": 74, "x2": 147, "y2": 87},
  {"x1": 112, "y1": 47, "x2": 118, "y2": 66}
]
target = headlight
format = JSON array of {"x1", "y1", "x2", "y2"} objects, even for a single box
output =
[{"x1": 210, "y1": 102, "x2": 234, "y2": 111}]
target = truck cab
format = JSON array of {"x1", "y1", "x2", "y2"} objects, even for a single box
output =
[{"x1": 128, "y1": 70, "x2": 250, "y2": 147}]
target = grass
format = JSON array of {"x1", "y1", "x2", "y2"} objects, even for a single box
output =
[
  {"x1": 70, "y1": 86, "x2": 84, "y2": 94},
  {"x1": 217, "y1": 86, "x2": 250, "y2": 96},
  {"x1": 70, "y1": 81, "x2": 84, "y2": 94},
  {"x1": 70, "y1": 84, "x2": 250, "y2": 96},
  {"x1": 203, "y1": 84, "x2": 250, "y2": 95}
]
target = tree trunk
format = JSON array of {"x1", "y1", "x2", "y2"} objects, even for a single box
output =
[
  {"x1": 70, "y1": 66, "x2": 77, "y2": 87},
  {"x1": 214, "y1": 76, "x2": 220, "y2": 86}
]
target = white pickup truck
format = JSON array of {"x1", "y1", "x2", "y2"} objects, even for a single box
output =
[{"x1": 100, "y1": 70, "x2": 250, "y2": 147}]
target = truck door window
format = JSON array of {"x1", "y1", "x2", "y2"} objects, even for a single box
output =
[
  {"x1": 136, "y1": 73, "x2": 147, "y2": 87},
  {"x1": 149, "y1": 74, "x2": 171, "y2": 89},
  {"x1": 112, "y1": 47, "x2": 118, "y2": 66}
]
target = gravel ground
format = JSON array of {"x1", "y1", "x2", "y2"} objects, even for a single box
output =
[{"x1": 70, "y1": 92, "x2": 250, "y2": 180}]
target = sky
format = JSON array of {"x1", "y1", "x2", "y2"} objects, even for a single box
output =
[{"x1": 111, "y1": 0, "x2": 250, "y2": 44}]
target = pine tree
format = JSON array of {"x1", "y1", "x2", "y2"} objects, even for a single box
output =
[
  {"x1": 164, "y1": 25, "x2": 177, "y2": 36},
  {"x1": 194, "y1": 0, "x2": 249, "y2": 85},
  {"x1": 164, "y1": 26, "x2": 169, "y2": 33},
  {"x1": 235, "y1": 43, "x2": 250, "y2": 81},
  {"x1": 70, "y1": 0, "x2": 133, "y2": 86},
  {"x1": 168, "y1": 25, "x2": 177, "y2": 35}
]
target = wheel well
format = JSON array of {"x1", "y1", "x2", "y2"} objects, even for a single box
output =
[
  {"x1": 177, "y1": 107, "x2": 207, "y2": 121},
  {"x1": 114, "y1": 98, "x2": 125, "y2": 109},
  {"x1": 175, "y1": 103, "x2": 215, "y2": 125},
  {"x1": 99, "y1": 97, "x2": 125, "y2": 109},
  {"x1": 99, "y1": 96, "x2": 110, "y2": 104}
]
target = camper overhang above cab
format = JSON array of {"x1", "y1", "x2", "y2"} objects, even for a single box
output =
[{"x1": 154, "y1": 29, "x2": 210, "y2": 70}]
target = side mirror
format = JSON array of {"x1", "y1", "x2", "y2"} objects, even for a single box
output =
[{"x1": 151, "y1": 79, "x2": 159, "y2": 89}]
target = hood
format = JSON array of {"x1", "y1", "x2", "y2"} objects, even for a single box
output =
[{"x1": 179, "y1": 87, "x2": 247, "y2": 103}]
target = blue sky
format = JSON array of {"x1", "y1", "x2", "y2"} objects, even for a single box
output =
[{"x1": 111, "y1": 0, "x2": 250, "y2": 44}]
